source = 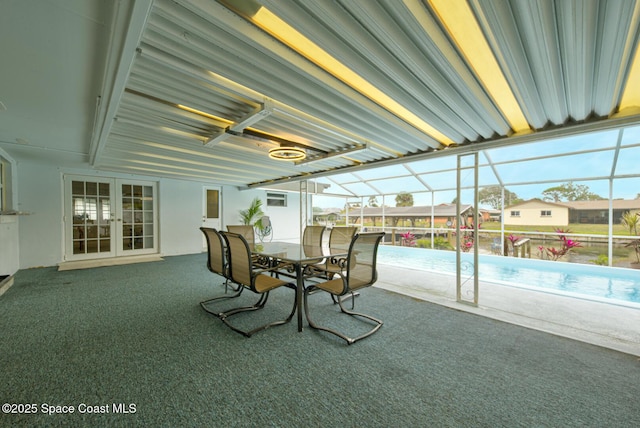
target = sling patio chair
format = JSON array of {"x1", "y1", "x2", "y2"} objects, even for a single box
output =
[
  {"x1": 199, "y1": 227, "x2": 242, "y2": 316},
  {"x1": 276, "y1": 225, "x2": 327, "y2": 279},
  {"x1": 304, "y1": 225, "x2": 357, "y2": 282},
  {"x1": 324, "y1": 226, "x2": 358, "y2": 274},
  {"x1": 303, "y1": 232, "x2": 385, "y2": 345},
  {"x1": 302, "y1": 225, "x2": 326, "y2": 247},
  {"x1": 227, "y1": 224, "x2": 272, "y2": 268},
  {"x1": 226, "y1": 224, "x2": 255, "y2": 245},
  {"x1": 297, "y1": 225, "x2": 327, "y2": 268},
  {"x1": 215, "y1": 231, "x2": 297, "y2": 337}
]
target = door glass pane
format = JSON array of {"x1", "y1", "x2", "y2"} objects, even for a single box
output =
[
  {"x1": 121, "y1": 183, "x2": 155, "y2": 251},
  {"x1": 206, "y1": 190, "x2": 219, "y2": 218},
  {"x1": 71, "y1": 180, "x2": 111, "y2": 255}
]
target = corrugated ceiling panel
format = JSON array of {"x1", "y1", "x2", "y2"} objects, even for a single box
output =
[{"x1": 85, "y1": 0, "x2": 640, "y2": 189}]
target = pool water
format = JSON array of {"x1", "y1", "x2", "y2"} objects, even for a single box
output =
[{"x1": 377, "y1": 245, "x2": 640, "y2": 306}]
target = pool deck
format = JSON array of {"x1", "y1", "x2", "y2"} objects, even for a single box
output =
[{"x1": 376, "y1": 265, "x2": 640, "y2": 357}]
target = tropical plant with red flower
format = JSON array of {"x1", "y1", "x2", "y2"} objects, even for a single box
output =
[
  {"x1": 401, "y1": 231, "x2": 416, "y2": 247},
  {"x1": 507, "y1": 234, "x2": 520, "y2": 243},
  {"x1": 459, "y1": 224, "x2": 478, "y2": 252},
  {"x1": 544, "y1": 228, "x2": 581, "y2": 261}
]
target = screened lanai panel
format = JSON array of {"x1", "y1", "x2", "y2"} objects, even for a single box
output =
[
  {"x1": 493, "y1": 150, "x2": 616, "y2": 184},
  {"x1": 340, "y1": 181, "x2": 378, "y2": 196},
  {"x1": 614, "y1": 177, "x2": 640, "y2": 200},
  {"x1": 354, "y1": 164, "x2": 413, "y2": 180},
  {"x1": 503, "y1": 178, "x2": 612, "y2": 202},
  {"x1": 620, "y1": 125, "x2": 640, "y2": 146},
  {"x1": 315, "y1": 177, "x2": 353, "y2": 196},
  {"x1": 365, "y1": 176, "x2": 429, "y2": 194},
  {"x1": 476, "y1": 166, "x2": 501, "y2": 187},
  {"x1": 327, "y1": 172, "x2": 360, "y2": 185},
  {"x1": 417, "y1": 170, "x2": 459, "y2": 191},
  {"x1": 406, "y1": 156, "x2": 458, "y2": 174},
  {"x1": 616, "y1": 147, "x2": 640, "y2": 176},
  {"x1": 484, "y1": 130, "x2": 620, "y2": 164}
]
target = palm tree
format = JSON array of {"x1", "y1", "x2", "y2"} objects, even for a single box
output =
[
  {"x1": 621, "y1": 211, "x2": 639, "y2": 235},
  {"x1": 239, "y1": 197, "x2": 264, "y2": 228}
]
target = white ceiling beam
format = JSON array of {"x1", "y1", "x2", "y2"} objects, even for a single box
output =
[{"x1": 89, "y1": 0, "x2": 153, "y2": 166}]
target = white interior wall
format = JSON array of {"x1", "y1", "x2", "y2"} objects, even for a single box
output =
[
  {"x1": 17, "y1": 162, "x2": 64, "y2": 268},
  {"x1": 222, "y1": 188, "x2": 302, "y2": 242},
  {"x1": 13, "y1": 160, "x2": 302, "y2": 269},
  {"x1": 158, "y1": 178, "x2": 205, "y2": 257}
]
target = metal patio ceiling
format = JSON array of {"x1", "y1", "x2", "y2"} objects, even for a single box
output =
[
  {"x1": 90, "y1": 0, "x2": 640, "y2": 189},
  {"x1": 2, "y1": 0, "x2": 640, "y2": 192}
]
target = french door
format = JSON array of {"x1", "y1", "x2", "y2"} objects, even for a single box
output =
[{"x1": 64, "y1": 176, "x2": 158, "y2": 260}]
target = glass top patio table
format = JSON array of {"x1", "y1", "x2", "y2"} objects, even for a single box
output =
[
  {"x1": 252, "y1": 242, "x2": 347, "y2": 263},
  {"x1": 251, "y1": 241, "x2": 349, "y2": 332}
]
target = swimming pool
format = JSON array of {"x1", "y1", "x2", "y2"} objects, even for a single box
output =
[{"x1": 377, "y1": 245, "x2": 640, "y2": 306}]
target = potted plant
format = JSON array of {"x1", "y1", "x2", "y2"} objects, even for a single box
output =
[{"x1": 239, "y1": 197, "x2": 267, "y2": 233}]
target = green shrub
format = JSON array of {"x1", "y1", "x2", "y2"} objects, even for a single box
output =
[
  {"x1": 433, "y1": 237, "x2": 453, "y2": 250},
  {"x1": 416, "y1": 239, "x2": 430, "y2": 248},
  {"x1": 592, "y1": 254, "x2": 608, "y2": 266}
]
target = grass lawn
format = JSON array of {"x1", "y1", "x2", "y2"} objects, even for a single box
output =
[{"x1": 471, "y1": 222, "x2": 632, "y2": 236}]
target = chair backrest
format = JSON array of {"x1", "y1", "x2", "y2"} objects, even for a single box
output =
[
  {"x1": 227, "y1": 225, "x2": 255, "y2": 246},
  {"x1": 329, "y1": 226, "x2": 357, "y2": 247},
  {"x1": 200, "y1": 227, "x2": 226, "y2": 276},
  {"x1": 345, "y1": 232, "x2": 385, "y2": 291},
  {"x1": 221, "y1": 231, "x2": 254, "y2": 288},
  {"x1": 302, "y1": 225, "x2": 326, "y2": 247}
]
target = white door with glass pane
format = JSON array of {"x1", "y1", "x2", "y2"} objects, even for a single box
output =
[
  {"x1": 64, "y1": 176, "x2": 158, "y2": 260},
  {"x1": 202, "y1": 186, "x2": 221, "y2": 248}
]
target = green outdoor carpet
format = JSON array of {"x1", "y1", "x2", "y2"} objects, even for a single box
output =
[{"x1": 1, "y1": 253, "x2": 639, "y2": 427}]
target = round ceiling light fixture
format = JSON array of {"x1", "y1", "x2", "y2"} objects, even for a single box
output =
[{"x1": 268, "y1": 145, "x2": 306, "y2": 161}]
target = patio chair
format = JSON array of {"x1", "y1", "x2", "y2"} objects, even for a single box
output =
[
  {"x1": 302, "y1": 225, "x2": 326, "y2": 247},
  {"x1": 303, "y1": 232, "x2": 385, "y2": 344},
  {"x1": 199, "y1": 227, "x2": 242, "y2": 316},
  {"x1": 216, "y1": 231, "x2": 297, "y2": 337},
  {"x1": 298, "y1": 225, "x2": 326, "y2": 267},
  {"x1": 329, "y1": 226, "x2": 357, "y2": 247},
  {"x1": 305, "y1": 226, "x2": 358, "y2": 281},
  {"x1": 228, "y1": 224, "x2": 272, "y2": 268},
  {"x1": 227, "y1": 224, "x2": 255, "y2": 245}
]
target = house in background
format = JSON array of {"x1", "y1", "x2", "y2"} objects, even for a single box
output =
[
  {"x1": 561, "y1": 200, "x2": 640, "y2": 224},
  {"x1": 505, "y1": 199, "x2": 569, "y2": 226},
  {"x1": 346, "y1": 204, "x2": 475, "y2": 228},
  {"x1": 505, "y1": 198, "x2": 640, "y2": 226},
  {"x1": 313, "y1": 208, "x2": 343, "y2": 227}
]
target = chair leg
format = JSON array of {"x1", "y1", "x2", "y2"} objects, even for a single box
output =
[
  {"x1": 331, "y1": 291, "x2": 359, "y2": 309},
  {"x1": 200, "y1": 285, "x2": 244, "y2": 317},
  {"x1": 304, "y1": 286, "x2": 382, "y2": 345},
  {"x1": 220, "y1": 289, "x2": 298, "y2": 337},
  {"x1": 225, "y1": 279, "x2": 241, "y2": 293}
]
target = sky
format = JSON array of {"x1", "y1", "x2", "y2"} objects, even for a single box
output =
[{"x1": 310, "y1": 125, "x2": 640, "y2": 209}]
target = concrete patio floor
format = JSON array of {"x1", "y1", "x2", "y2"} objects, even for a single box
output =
[{"x1": 375, "y1": 265, "x2": 640, "y2": 357}]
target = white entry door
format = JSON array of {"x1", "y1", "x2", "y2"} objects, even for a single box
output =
[
  {"x1": 202, "y1": 186, "x2": 221, "y2": 247},
  {"x1": 64, "y1": 175, "x2": 158, "y2": 261}
]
